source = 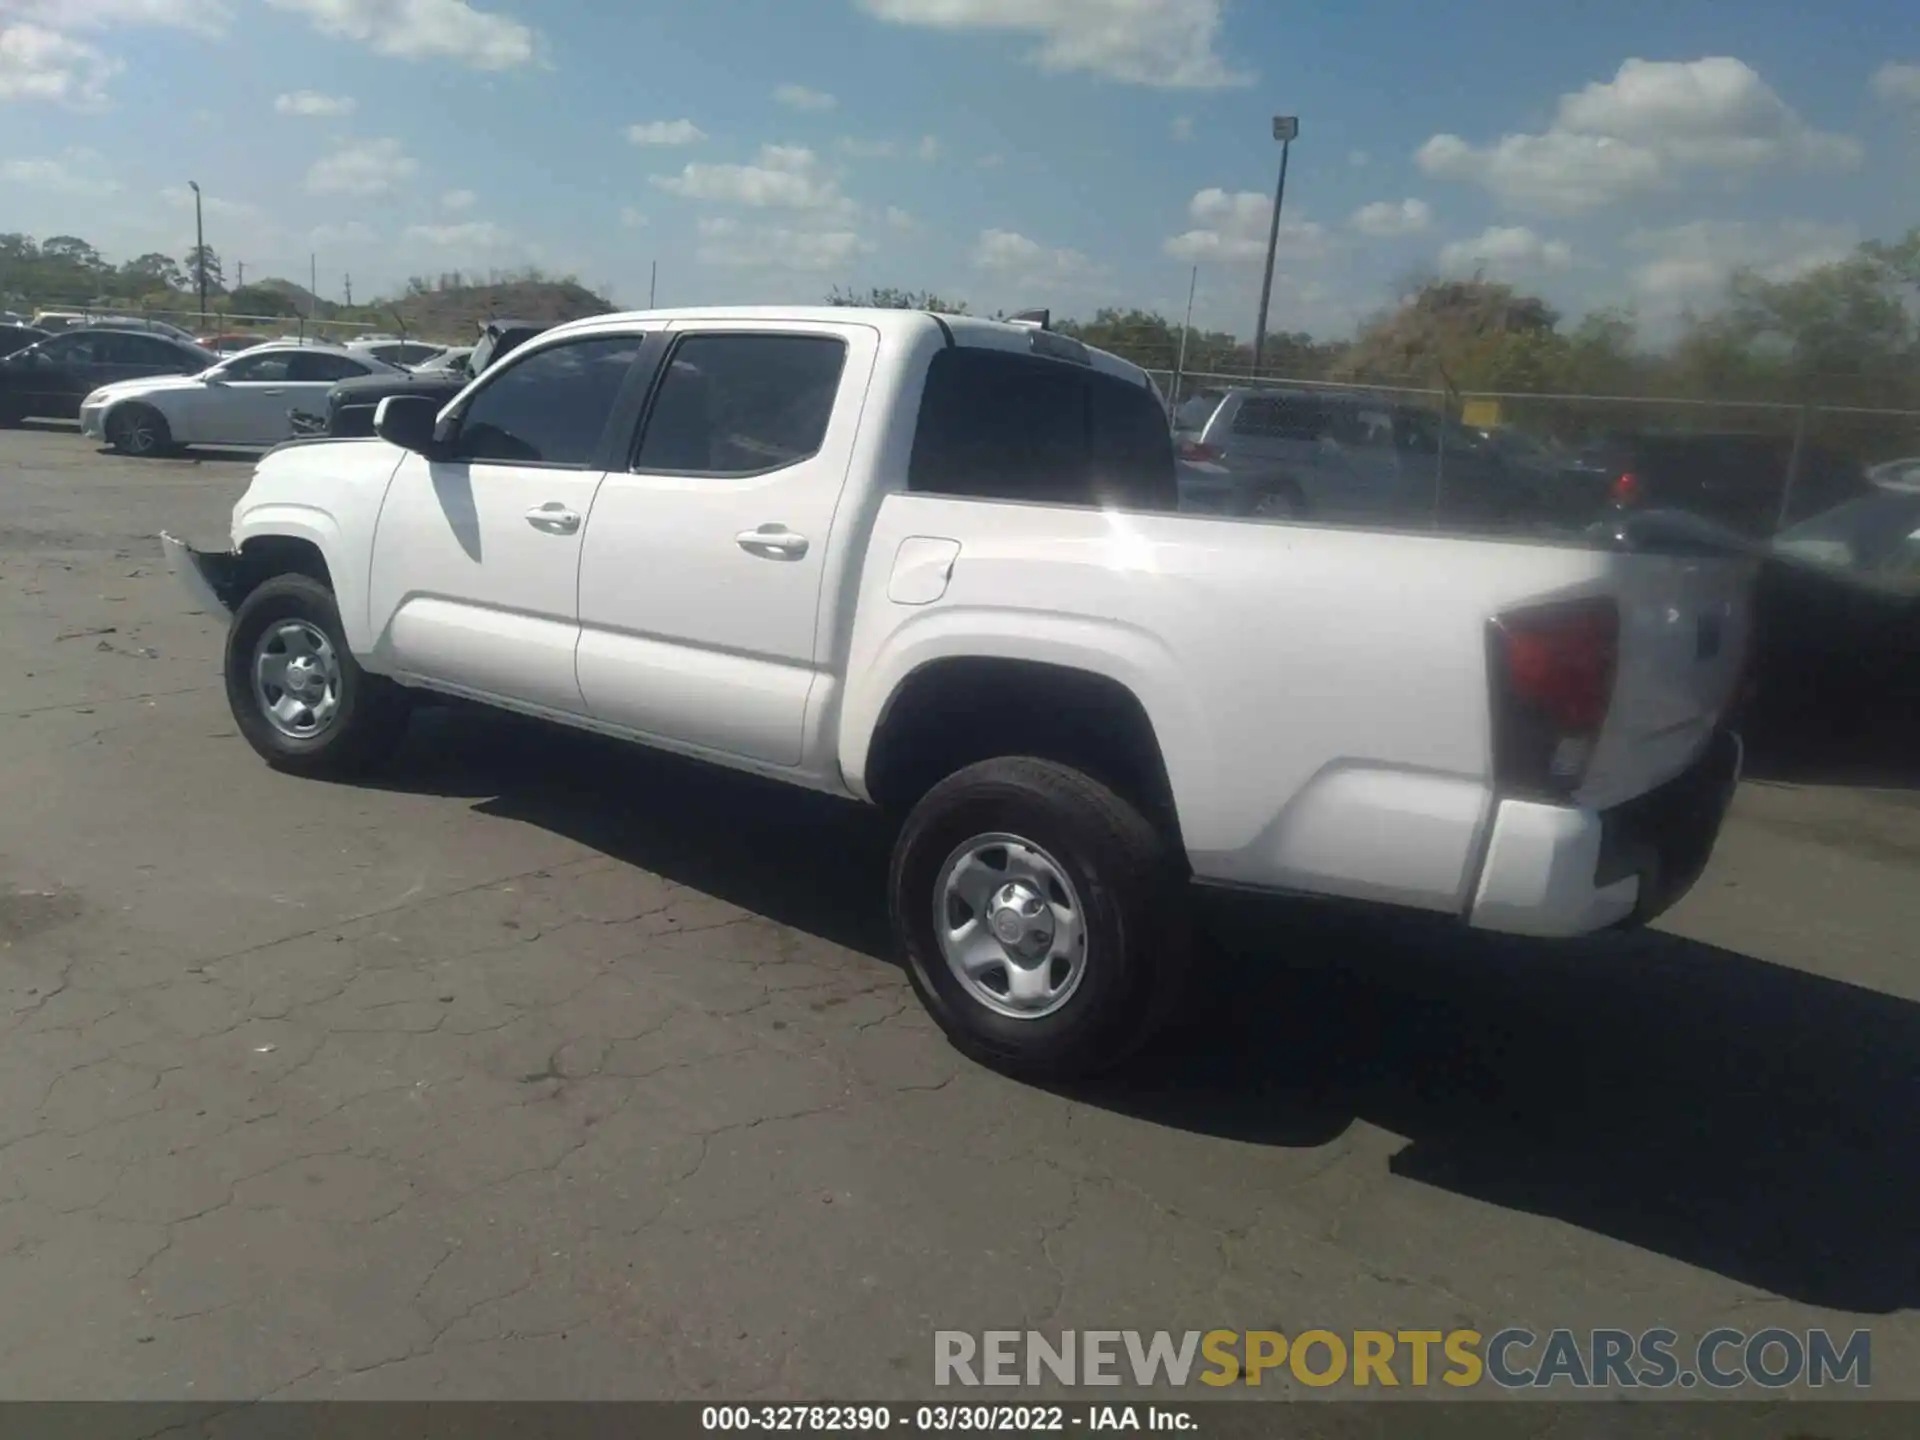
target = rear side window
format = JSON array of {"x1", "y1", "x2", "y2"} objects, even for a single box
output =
[
  {"x1": 223, "y1": 351, "x2": 295, "y2": 382},
  {"x1": 907, "y1": 348, "x2": 1176, "y2": 512},
  {"x1": 633, "y1": 333, "x2": 847, "y2": 476},
  {"x1": 452, "y1": 334, "x2": 645, "y2": 467},
  {"x1": 1231, "y1": 395, "x2": 1323, "y2": 442},
  {"x1": 289, "y1": 351, "x2": 371, "y2": 383}
]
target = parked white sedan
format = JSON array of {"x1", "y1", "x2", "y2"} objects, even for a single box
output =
[{"x1": 80, "y1": 343, "x2": 400, "y2": 455}]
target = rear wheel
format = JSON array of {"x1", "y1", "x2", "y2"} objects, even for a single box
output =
[
  {"x1": 889, "y1": 756, "x2": 1190, "y2": 1080},
  {"x1": 224, "y1": 574, "x2": 411, "y2": 779},
  {"x1": 107, "y1": 403, "x2": 172, "y2": 457}
]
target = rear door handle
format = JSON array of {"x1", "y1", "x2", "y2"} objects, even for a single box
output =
[
  {"x1": 735, "y1": 525, "x2": 809, "y2": 560},
  {"x1": 260, "y1": 388, "x2": 285, "y2": 396},
  {"x1": 526, "y1": 503, "x2": 582, "y2": 535}
]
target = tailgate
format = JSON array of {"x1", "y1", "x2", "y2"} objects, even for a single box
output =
[{"x1": 1579, "y1": 550, "x2": 1757, "y2": 809}]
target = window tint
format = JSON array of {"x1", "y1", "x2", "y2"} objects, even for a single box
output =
[
  {"x1": 452, "y1": 334, "x2": 644, "y2": 466},
  {"x1": 634, "y1": 333, "x2": 846, "y2": 475},
  {"x1": 109, "y1": 334, "x2": 188, "y2": 367},
  {"x1": 41, "y1": 333, "x2": 102, "y2": 364},
  {"x1": 289, "y1": 351, "x2": 371, "y2": 383},
  {"x1": 1232, "y1": 395, "x2": 1323, "y2": 441},
  {"x1": 907, "y1": 348, "x2": 1176, "y2": 511},
  {"x1": 222, "y1": 351, "x2": 295, "y2": 382}
]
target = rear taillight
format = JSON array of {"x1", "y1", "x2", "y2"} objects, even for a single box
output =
[
  {"x1": 1179, "y1": 440, "x2": 1223, "y2": 462},
  {"x1": 1609, "y1": 471, "x2": 1641, "y2": 506},
  {"x1": 1488, "y1": 598, "x2": 1619, "y2": 798}
]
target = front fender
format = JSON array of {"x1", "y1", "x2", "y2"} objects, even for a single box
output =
[
  {"x1": 837, "y1": 604, "x2": 1211, "y2": 823},
  {"x1": 232, "y1": 504, "x2": 373, "y2": 653}
]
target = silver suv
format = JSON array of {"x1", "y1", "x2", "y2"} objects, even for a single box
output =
[{"x1": 1173, "y1": 386, "x2": 1505, "y2": 524}]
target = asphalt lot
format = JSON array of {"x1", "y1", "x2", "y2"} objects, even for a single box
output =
[{"x1": 1, "y1": 421, "x2": 1916, "y2": 1403}]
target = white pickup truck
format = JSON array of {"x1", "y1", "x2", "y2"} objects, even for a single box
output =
[{"x1": 162, "y1": 306, "x2": 1751, "y2": 1078}]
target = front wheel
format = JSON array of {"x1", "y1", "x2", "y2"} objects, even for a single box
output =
[
  {"x1": 223, "y1": 574, "x2": 411, "y2": 779},
  {"x1": 107, "y1": 403, "x2": 172, "y2": 457},
  {"x1": 889, "y1": 757, "x2": 1190, "y2": 1080}
]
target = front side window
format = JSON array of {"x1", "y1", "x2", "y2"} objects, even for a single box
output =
[
  {"x1": 451, "y1": 334, "x2": 645, "y2": 467},
  {"x1": 40, "y1": 333, "x2": 102, "y2": 364},
  {"x1": 222, "y1": 352, "x2": 295, "y2": 383},
  {"x1": 633, "y1": 333, "x2": 847, "y2": 475}
]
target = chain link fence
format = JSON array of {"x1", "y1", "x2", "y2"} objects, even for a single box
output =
[{"x1": 17, "y1": 302, "x2": 398, "y2": 346}]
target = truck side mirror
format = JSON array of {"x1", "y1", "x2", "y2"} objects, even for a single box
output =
[{"x1": 374, "y1": 394, "x2": 446, "y2": 457}]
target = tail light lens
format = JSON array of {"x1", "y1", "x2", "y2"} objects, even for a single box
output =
[
  {"x1": 1178, "y1": 439, "x2": 1222, "y2": 462},
  {"x1": 1609, "y1": 471, "x2": 1641, "y2": 506},
  {"x1": 1488, "y1": 598, "x2": 1620, "y2": 798}
]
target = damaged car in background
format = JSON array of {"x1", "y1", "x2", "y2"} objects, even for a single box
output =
[{"x1": 289, "y1": 318, "x2": 549, "y2": 438}]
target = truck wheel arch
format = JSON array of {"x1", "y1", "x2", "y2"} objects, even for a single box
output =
[{"x1": 862, "y1": 657, "x2": 1186, "y2": 851}]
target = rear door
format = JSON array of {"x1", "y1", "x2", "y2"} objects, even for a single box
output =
[
  {"x1": 574, "y1": 321, "x2": 874, "y2": 766},
  {"x1": 282, "y1": 350, "x2": 377, "y2": 440},
  {"x1": 208, "y1": 350, "x2": 301, "y2": 444}
]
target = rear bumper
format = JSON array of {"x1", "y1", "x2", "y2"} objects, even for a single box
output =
[
  {"x1": 1469, "y1": 730, "x2": 1742, "y2": 937},
  {"x1": 159, "y1": 530, "x2": 240, "y2": 619}
]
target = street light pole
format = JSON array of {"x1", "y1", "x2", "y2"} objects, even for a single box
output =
[
  {"x1": 1251, "y1": 115, "x2": 1298, "y2": 381},
  {"x1": 188, "y1": 180, "x2": 207, "y2": 328}
]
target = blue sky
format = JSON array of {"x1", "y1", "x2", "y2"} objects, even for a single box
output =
[{"x1": 2, "y1": 0, "x2": 1915, "y2": 340}]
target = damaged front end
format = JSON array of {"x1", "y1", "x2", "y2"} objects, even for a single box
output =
[{"x1": 159, "y1": 531, "x2": 244, "y2": 619}]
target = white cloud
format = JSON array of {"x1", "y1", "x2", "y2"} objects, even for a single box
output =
[
  {"x1": 917, "y1": 134, "x2": 940, "y2": 161},
  {"x1": 626, "y1": 118, "x2": 705, "y2": 146},
  {"x1": 619, "y1": 206, "x2": 647, "y2": 229},
  {"x1": 0, "y1": 151, "x2": 119, "y2": 195},
  {"x1": 856, "y1": 0, "x2": 1249, "y2": 89},
  {"x1": 6, "y1": 0, "x2": 229, "y2": 33},
  {"x1": 972, "y1": 228, "x2": 1099, "y2": 284},
  {"x1": 310, "y1": 219, "x2": 376, "y2": 247},
  {"x1": 275, "y1": 89, "x2": 355, "y2": 116},
  {"x1": 886, "y1": 205, "x2": 916, "y2": 231},
  {"x1": 0, "y1": 23, "x2": 122, "y2": 106},
  {"x1": 1418, "y1": 57, "x2": 1861, "y2": 216},
  {"x1": 1873, "y1": 62, "x2": 1920, "y2": 108},
  {"x1": 1624, "y1": 219, "x2": 1859, "y2": 320},
  {"x1": 1437, "y1": 225, "x2": 1574, "y2": 278},
  {"x1": 304, "y1": 137, "x2": 419, "y2": 196},
  {"x1": 1162, "y1": 187, "x2": 1325, "y2": 264},
  {"x1": 1350, "y1": 198, "x2": 1432, "y2": 238},
  {"x1": 403, "y1": 220, "x2": 512, "y2": 248},
  {"x1": 1171, "y1": 115, "x2": 1194, "y2": 141},
  {"x1": 838, "y1": 137, "x2": 900, "y2": 159},
  {"x1": 694, "y1": 216, "x2": 874, "y2": 272},
  {"x1": 774, "y1": 83, "x2": 836, "y2": 111},
  {"x1": 1348, "y1": 149, "x2": 1370, "y2": 167},
  {"x1": 266, "y1": 0, "x2": 536, "y2": 70},
  {"x1": 441, "y1": 187, "x2": 476, "y2": 210},
  {"x1": 652, "y1": 144, "x2": 854, "y2": 214}
]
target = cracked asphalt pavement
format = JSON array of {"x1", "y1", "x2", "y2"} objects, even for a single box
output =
[{"x1": 1, "y1": 424, "x2": 1916, "y2": 1401}]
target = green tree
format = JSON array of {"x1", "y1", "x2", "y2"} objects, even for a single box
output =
[
  {"x1": 825, "y1": 285, "x2": 969, "y2": 313},
  {"x1": 228, "y1": 283, "x2": 303, "y2": 318},
  {"x1": 183, "y1": 244, "x2": 225, "y2": 296},
  {"x1": 122, "y1": 252, "x2": 186, "y2": 292}
]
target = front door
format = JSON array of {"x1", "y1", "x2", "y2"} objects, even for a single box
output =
[
  {"x1": 575, "y1": 322, "x2": 875, "y2": 766},
  {"x1": 365, "y1": 331, "x2": 650, "y2": 713}
]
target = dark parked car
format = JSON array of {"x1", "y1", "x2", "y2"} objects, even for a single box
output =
[
  {"x1": 0, "y1": 323, "x2": 49, "y2": 359},
  {"x1": 0, "y1": 328, "x2": 216, "y2": 425},
  {"x1": 1556, "y1": 431, "x2": 1874, "y2": 539},
  {"x1": 291, "y1": 318, "x2": 549, "y2": 437}
]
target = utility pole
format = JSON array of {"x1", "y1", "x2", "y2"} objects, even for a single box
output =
[
  {"x1": 1169, "y1": 264, "x2": 1198, "y2": 421},
  {"x1": 344, "y1": 274, "x2": 353, "y2": 307},
  {"x1": 649, "y1": 260, "x2": 658, "y2": 308},
  {"x1": 188, "y1": 180, "x2": 207, "y2": 327},
  {"x1": 234, "y1": 260, "x2": 245, "y2": 288},
  {"x1": 1251, "y1": 115, "x2": 1299, "y2": 381}
]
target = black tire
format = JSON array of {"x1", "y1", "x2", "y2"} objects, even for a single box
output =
[
  {"x1": 224, "y1": 574, "x2": 411, "y2": 779},
  {"x1": 889, "y1": 756, "x2": 1190, "y2": 1081},
  {"x1": 1242, "y1": 479, "x2": 1307, "y2": 519},
  {"x1": 106, "y1": 403, "x2": 173, "y2": 457}
]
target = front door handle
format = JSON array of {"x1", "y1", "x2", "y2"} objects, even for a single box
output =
[
  {"x1": 260, "y1": 388, "x2": 285, "y2": 396},
  {"x1": 735, "y1": 525, "x2": 810, "y2": 560},
  {"x1": 526, "y1": 503, "x2": 582, "y2": 535}
]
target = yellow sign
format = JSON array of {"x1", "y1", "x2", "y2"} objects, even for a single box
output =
[{"x1": 1460, "y1": 399, "x2": 1502, "y2": 429}]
